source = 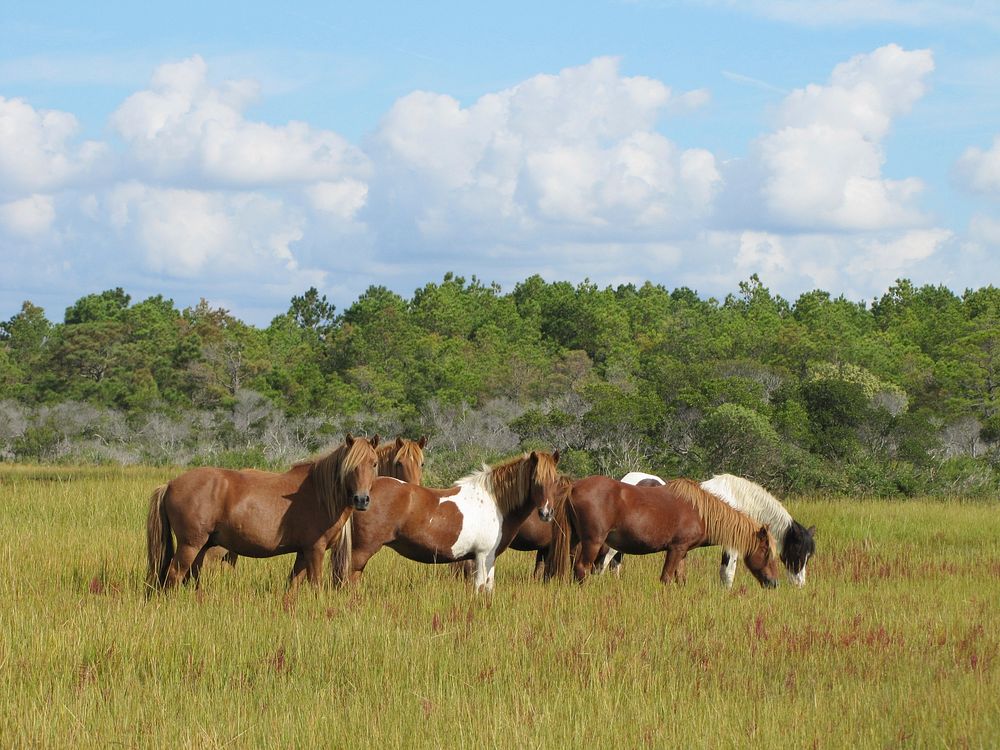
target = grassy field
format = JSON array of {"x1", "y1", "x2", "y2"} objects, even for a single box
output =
[{"x1": 1, "y1": 464, "x2": 998, "y2": 748}]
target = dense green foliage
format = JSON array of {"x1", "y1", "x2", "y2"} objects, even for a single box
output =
[{"x1": 2, "y1": 274, "x2": 999, "y2": 495}]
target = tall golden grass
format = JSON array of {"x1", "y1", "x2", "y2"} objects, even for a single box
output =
[{"x1": 1, "y1": 465, "x2": 998, "y2": 747}]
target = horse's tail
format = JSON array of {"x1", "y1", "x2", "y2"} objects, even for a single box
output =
[
  {"x1": 544, "y1": 481, "x2": 574, "y2": 581},
  {"x1": 145, "y1": 484, "x2": 173, "y2": 590},
  {"x1": 330, "y1": 516, "x2": 353, "y2": 587}
]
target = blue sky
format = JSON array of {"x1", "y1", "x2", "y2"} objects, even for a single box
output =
[{"x1": 1, "y1": 0, "x2": 998, "y2": 324}]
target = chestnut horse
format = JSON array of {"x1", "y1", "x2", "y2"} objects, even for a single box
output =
[
  {"x1": 606, "y1": 472, "x2": 817, "y2": 587},
  {"x1": 146, "y1": 434, "x2": 380, "y2": 592},
  {"x1": 214, "y1": 435, "x2": 427, "y2": 568},
  {"x1": 549, "y1": 475, "x2": 780, "y2": 588},
  {"x1": 331, "y1": 451, "x2": 561, "y2": 592}
]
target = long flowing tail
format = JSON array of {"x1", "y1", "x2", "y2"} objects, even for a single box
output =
[
  {"x1": 145, "y1": 484, "x2": 173, "y2": 590},
  {"x1": 330, "y1": 517, "x2": 353, "y2": 587},
  {"x1": 544, "y1": 480, "x2": 574, "y2": 581}
]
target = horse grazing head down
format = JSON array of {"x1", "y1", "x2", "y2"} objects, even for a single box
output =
[
  {"x1": 380, "y1": 435, "x2": 427, "y2": 484},
  {"x1": 743, "y1": 526, "x2": 781, "y2": 589},
  {"x1": 339, "y1": 433, "x2": 381, "y2": 511},
  {"x1": 780, "y1": 521, "x2": 816, "y2": 586}
]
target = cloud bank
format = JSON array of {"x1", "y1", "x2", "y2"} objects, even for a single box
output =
[{"x1": 0, "y1": 46, "x2": 987, "y2": 321}]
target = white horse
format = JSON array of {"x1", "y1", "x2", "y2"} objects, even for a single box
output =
[{"x1": 605, "y1": 472, "x2": 816, "y2": 587}]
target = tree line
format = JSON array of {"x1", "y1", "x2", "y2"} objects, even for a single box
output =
[{"x1": 1, "y1": 273, "x2": 998, "y2": 496}]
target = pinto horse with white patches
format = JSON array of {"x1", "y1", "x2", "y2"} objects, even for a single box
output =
[
  {"x1": 701, "y1": 473, "x2": 816, "y2": 587},
  {"x1": 605, "y1": 471, "x2": 816, "y2": 587},
  {"x1": 331, "y1": 451, "x2": 561, "y2": 592}
]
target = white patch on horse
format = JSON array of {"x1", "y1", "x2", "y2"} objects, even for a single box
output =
[
  {"x1": 440, "y1": 482, "x2": 503, "y2": 562},
  {"x1": 620, "y1": 471, "x2": 666, "y2": 485},
  {"x1": 788, "y1": 553, "x2": 809, "y2": 587}
]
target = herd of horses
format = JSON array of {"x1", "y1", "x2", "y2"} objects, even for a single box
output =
[{"x1": 146, "y1": 435, "x2": 816, "y2": 594}]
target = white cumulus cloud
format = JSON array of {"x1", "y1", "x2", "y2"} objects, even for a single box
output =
[
  {"x1": 111, "y1": 56, "x2": 370, "y2": 192},
  {"x1": 954, "y1": 135, "x2": 1000, "y2": 196},
  {"x1": 0, "y1": 96, "x2": 107, "y2": 198},
  {"x1": 367, "y1": 56, "x2": 720, "y2": 251},
  {"x1": 751, "y1": 44, "x2": 934, "y2": 231},
  {"x1": 0, "y1": 194, "x2": 56, "y2": 237}
]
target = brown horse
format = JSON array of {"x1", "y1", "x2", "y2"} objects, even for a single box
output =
[
  {"x1": 549, "y1": 475, "x2": 780, "y2": 587},
  {"x1": 146, "y1": 434, "x2": 380, "y2": 592},
  {"x1": 331, "y1": 451, "x2": 561, "y2": 592},
  {"x1": 377, "y1": 435, "x2": 428, "y2": 484},
  {"x1": 214, "y1": 434, "x2": 427, "y2": 567}
]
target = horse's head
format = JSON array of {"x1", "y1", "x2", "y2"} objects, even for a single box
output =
[
  {"x1": 528, "y1": 450, "x2": 561, "y2": 522},
  {"x1": 780, "y1": 521, "x2": 816, "y2": 587},
  {"x1": 388, "y1": 435, "x2": 427, "y2": 484},
  {"x1": 744, "y1": 525, "x2": 781, "y2": 589},
  {"x1": 343, "y1": 433, "x2": 380, "y2": 510}
]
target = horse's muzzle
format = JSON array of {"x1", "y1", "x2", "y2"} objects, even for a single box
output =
[
  {"x1": 352, "y1": 494, "x2": 370, "y2": 511},
  {"x1": 762, "y1": 577, "x2": 779, "y2": 589},
  {"x1": 538, "y1": 507, "x2": 554, "y2": 523}
]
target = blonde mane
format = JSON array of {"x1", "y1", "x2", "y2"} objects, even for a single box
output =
[
  {"x1": 376, "y1": 438, "x2": 424, "y2": 475},
  {"x1": 666, "y1": 478, "x2": 777, "y2": 558},
  {"x1": 309, "y1": 439, "x2": 376, "y2": 519},
  {"x1": 456, "y1": 452, "x2": 560, "y2": 514},
  {"x1": 700, "y1": 474, "x2": 791, "y2": 550}
]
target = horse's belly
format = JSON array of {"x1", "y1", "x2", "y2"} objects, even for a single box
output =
[
  {"x1": 387, "y1": 538, "x2": 460, "y2": 564},
  {"x1": 605, "y1": 529, "x2": 667, "y2": 556}
]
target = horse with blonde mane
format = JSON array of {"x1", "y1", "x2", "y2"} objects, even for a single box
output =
[
  {"x1": 700, "y1": 473, "x2": 816, "y2": 587},
  {"x1": 548, "y1": 475, "x2": 780, "y2": 588},
  {"x1": 606, "y1": 471, "x2": 816, "y2": 587},
  {"x1": 212, "y1": 435, "x2": 427, "y2": 568},
  {"x1": 331, "y1": 451, "x2": 562, "y2": 592},
  {"x1": 146, "y1": 434, "x2": 380, "y2": 592}
]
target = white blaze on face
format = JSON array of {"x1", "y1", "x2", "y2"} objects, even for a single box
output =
[{"x1": 788, "y1": 553, "x2": 810, "y2": 587}]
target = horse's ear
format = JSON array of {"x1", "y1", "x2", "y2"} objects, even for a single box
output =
[
  {"x1": 529, "y1": 450, "x2": 539, "y2": 464},
  {"x1": 345, "y1": 432, "x2": 355, "y2": 447},
  {"x1": 370, "y1": 434, "x2": 381, "y2": 448},
  {"x1": 395, "y1": 435, "x2": 404, "y2": 449},
  {"x1": 807, "y1": 525, "x2": 817, "y2": 538},
  {"x1": 418, "y1": 435, "x2": 428, "y2": 448},
  {"x1": 552, "y1": 449, "x2": 561, "y2": 464}
]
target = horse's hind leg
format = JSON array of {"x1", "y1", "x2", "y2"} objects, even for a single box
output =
[
  {"x1": 575, "y1": 540, "x2": 603, "y2": 583},
  {"x1": 184, "y1": 545, "x2": 211, "y2": 587},
  {"x1": 164, "y1": 543, "x2": 203, "y2": 589}
]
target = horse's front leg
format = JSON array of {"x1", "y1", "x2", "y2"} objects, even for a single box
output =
[
  {"x1": 474, "y1": 551, "x2": 497, "y2": 593},
  {"x1": 287, "y1": 552, "x2": 308, "y2": 591},
  {"x1": 304, "y1": 547, "x2": 325, "y2": 587},
  {"x1": 719, "y1": 549, "x2": 739, "y2": 588},
  {"x1": 660, "y1": 547, "x2": 688, "y2": 585}
]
